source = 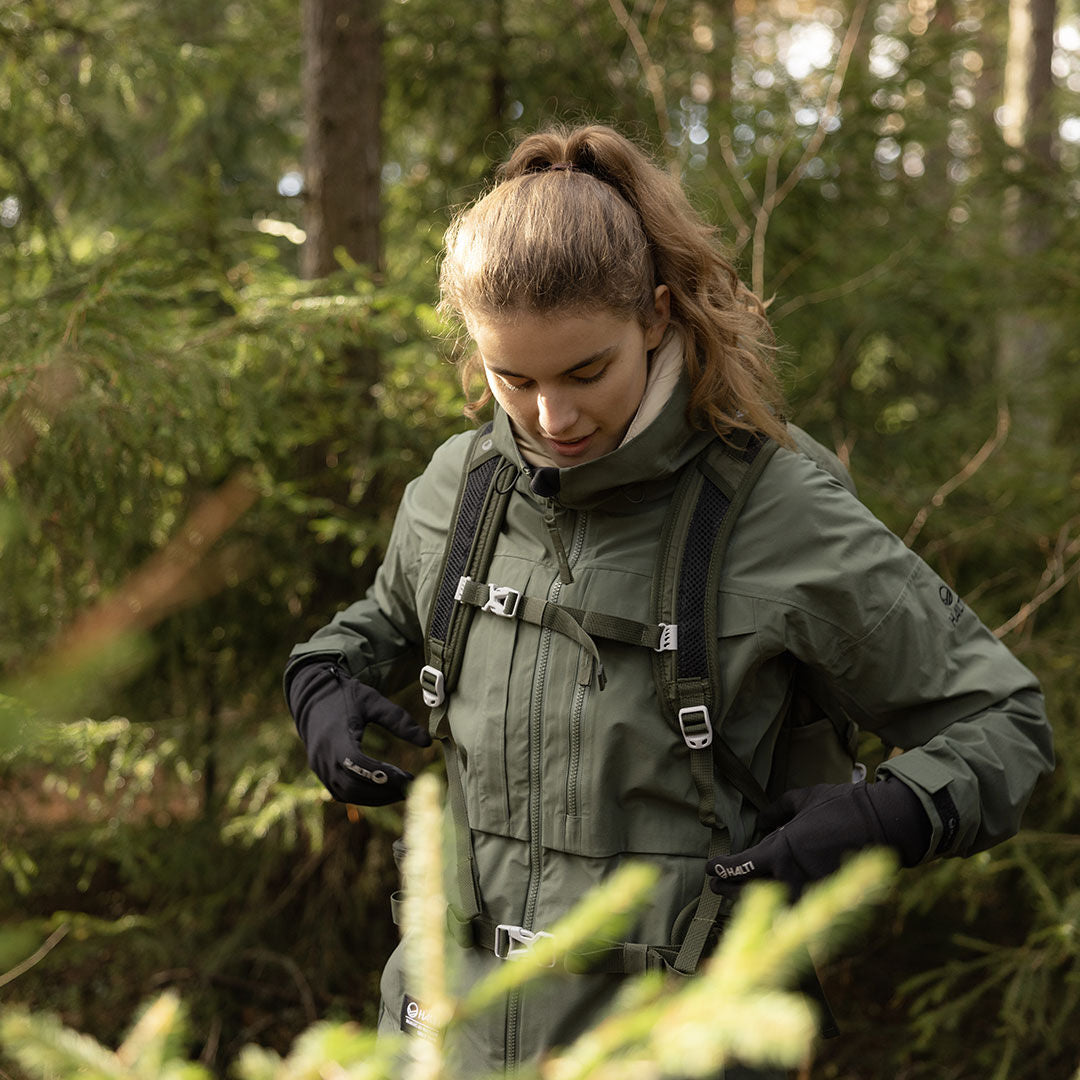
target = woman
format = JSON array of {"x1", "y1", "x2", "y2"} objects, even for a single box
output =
[{"x1": 285, "y1": 124, "x2": 1053, "y2": 1076}]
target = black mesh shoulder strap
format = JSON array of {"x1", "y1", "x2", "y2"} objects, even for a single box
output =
[
  {"x1": 652, "y1": 432, "x2": 779, "y2": 810},
  {"x1": 420, "y1": 424, "x2": 517, "y2": 711}
]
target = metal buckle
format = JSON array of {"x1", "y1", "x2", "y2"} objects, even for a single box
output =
[
  {"x1": 655, "y1": 623, "x2": 678, "y2": 652},
  {"x1": 419, "y1": 665, "x2": 445, "y2": 707},
  {"x1": 494, "y1": 923, "x2": 554, "y2": 964},
  {"x1": 678, "y1": 705, "x2": 713, "y2": 750},
  {"x1": 482, "y1": 583, "x2": 522, "y2": 618}
]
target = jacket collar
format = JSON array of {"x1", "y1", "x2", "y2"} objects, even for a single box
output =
[{"x1": 491, "y1": 371, "x2": 714, "y2": 511}]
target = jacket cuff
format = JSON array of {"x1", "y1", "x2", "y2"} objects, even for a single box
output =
[
  {"x1": 864, "y1": 777, "x2": 933, "y2": 866},
  {"x1": 876, "y1": 754, "x2": 963, "y2": 860},
  {"x1": 283, "y1": 646, "x2": 350, "y2": 701}
]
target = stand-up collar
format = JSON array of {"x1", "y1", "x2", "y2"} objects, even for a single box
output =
[{"x1": 491, "y1": 371, "x2": 713, "y2": 511}]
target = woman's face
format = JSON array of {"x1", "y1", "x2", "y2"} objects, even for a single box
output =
[{"x1": 469, "y1": 288, "x2": 670, "y2": 466}]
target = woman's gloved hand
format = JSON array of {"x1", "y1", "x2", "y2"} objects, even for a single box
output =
[
  {"x1": 707, "y1": 778, "x2": 932, "y2": 898},
  {"x1": 286, "y1": 661, "x2": 432, "y2": 806}
]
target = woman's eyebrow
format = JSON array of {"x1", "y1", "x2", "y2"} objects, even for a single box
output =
[{"x1": 486, "y1": 345, "x2": 617, "y2": 379}]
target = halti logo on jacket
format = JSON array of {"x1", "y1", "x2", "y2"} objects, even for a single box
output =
[
  {"x1": 400, "y1": 995, "x2": 439, "y2": 1041},
  {"x1": 938, "y1": 585, "x2": 966, "y2": 628},
  {"x1": 714, "y1": 859, "x2": 756, "y2": 880}
]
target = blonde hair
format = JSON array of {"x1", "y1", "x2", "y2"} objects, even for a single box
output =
[{"x1": 439, "y1": 124, "x2": 789, "y2": 446}]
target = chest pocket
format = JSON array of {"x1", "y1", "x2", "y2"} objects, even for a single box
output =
[{"x1": 714, "y1": 592, "x2": 760, "y2": 715}]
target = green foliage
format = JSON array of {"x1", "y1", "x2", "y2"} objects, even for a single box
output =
[
  {"x1": 0, "y1": 776, "x2": 901, "y2": 1080},
  {"x1": 0, "y1": 993, "x2": 210, "y2": 1080},
  {"x1": 2, "y1": 1, "x2": 1079, "y2": 1078}
]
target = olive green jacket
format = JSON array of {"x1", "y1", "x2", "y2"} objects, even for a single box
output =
[{"x1": 288, "y1": 377, "x2": 1053, "y2": 1075}]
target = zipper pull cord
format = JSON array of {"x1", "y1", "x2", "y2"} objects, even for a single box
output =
[{"x1": 543, "y1": 500, "x2": 574, "y2": 585}]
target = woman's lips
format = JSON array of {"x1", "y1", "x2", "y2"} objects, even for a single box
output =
[{"x1": 545, "y1": 432, "x2": 595, "y2": 458}]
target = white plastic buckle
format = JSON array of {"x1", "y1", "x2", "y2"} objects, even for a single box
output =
[
  {"x1": 482, "y1": 583, "x2": 522, "y2": 618},
  {"x1": 655, "y1": 623, "x2": 678, "y2": 652},
  {"x1": 678, "y1": 705, "x2": 713, "y2": 750},
  {"x1": 494, "y1": 923, "x2": 554, "y2": 964},
  {"x1": 419, "y1": 665, "x2": 446, "y2": 707}
]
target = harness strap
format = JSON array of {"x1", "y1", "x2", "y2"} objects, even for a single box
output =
[
  {"x1": 443, "y1": 885, "x2": 838, "y2": 1034},
  {"x1": 455, "y1": 576, "x2": 674, "y2": 651},
  {"x1": 651, "y1": 433, "x2": 779, "y2": 976},
  {"x1": 424, "y1": 426, "x2": 516, "y2": 706},
  {"x1": 454, "y1": 578, "x2": 605, "y2": 688},
  {"x1": 672, "y1": 831, "x2": 734, "y2": 974},
  {"x1": 425, "y1": 428, "x2": 785, "y2": 981},
  {"x1": 442, "y1": 738, "x2": 483, "y2": 922},
  {"x1": 456, "y1": 909, "x2": 681, "y2": 975}
]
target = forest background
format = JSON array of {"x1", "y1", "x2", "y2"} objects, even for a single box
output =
[{"x1": 1, "y1": 0, "x2": 1078, "y2": 1077}]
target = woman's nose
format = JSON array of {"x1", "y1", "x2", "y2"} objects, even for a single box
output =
[{"x1": 536, "y1": 391, "x2": 578, "y2": 436}]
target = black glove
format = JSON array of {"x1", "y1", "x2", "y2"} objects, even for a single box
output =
[
  {"x1": 707, "y1": 779, "x2": 931, "y2": 898},
  {"x1": 286, "y1": 661, "x2": 432, "y2": 806}
]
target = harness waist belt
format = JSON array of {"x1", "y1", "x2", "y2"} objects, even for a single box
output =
[{"x1": 447, "y1": 906, "x2": 680, "y2": 976}]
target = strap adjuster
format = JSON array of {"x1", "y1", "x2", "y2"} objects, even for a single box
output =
[
  {"x1": 481, "y1": 583, "x2": 522, "y2": 618},
  {"x1": 494, "y1": 923, "x2": 554, "y2": 964},
  {"x1": 655, "y1": 623, "x2": 678, "y2": 651},
  {"x1": 419, "y1": 665, "x2": 445, "y2": 707},
  {"x1": 678, "y1": 705, "x2": 713, "y2": 750},
  {"x1": 454, "y1": 576, "x2": 523, "y2": 619}
]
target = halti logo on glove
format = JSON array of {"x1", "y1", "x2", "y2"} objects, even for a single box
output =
[
  {"x1": 713, "y1": 859, "x2": 756, "y2": 880},
  {"x1": 342, "y1": 757, "x2": 388, "y2": 784}
]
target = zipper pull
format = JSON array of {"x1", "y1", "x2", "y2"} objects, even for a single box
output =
[
  {"x1": 543, "y1": 501, "x2": 574, "y2": 585},
  {"x1": 575, "y1": 650, "x2": 606, "y2": 690}
]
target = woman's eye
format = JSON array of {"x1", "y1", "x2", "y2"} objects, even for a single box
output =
[
  {"x1": 572, "y1": 367, "x2": 607, "y2": 385},
  {"x1": 501, "y1": 377, "x2": 533, "y2": 392}
]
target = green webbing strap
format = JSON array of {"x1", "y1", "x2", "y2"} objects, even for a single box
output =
[
  {"x1": 672, "y1": 831, "x2": 732, "y2": 975},
  {"x1": 563, "y1": 941, "x2": 679, "y2": 975},
  {"x1": 452, "y1": 890, "x2": 836, "y2": 1036},
  {"x1": 454, "y1": 580, "x2": 606, "y2": 688},
  {"x1": 560, "y1": 606, "x2": 666, "y2": 650},
  {"x1": 551, "y1": 604, "x2": 667, "y2": 650},
  {"x1": 710, "y1": 734, "x2": 770, "y2": 813},
  {"x1": 454, "y1": 578, "x2": 659, "y2": 649},
  {"x1": 442, "y1": 738, "x2": 483, "y2": 922},
  {"x1": 461, "y1": 912, "x2": 680, "y2": 975}
]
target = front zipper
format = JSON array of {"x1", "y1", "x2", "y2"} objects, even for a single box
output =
[
  {"x1": 566, "y1": 681, "x2": 590, "y2": 818},
  {"x1": 506, "y1": 506, "x2": 589, "y2": 1072},
  {"x1": 543, "y1": 499, "x2": 575, "y2": 584}
]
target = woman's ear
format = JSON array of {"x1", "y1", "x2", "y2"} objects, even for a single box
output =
[{"x1": 645, "y1": 285, "x2": 671, "y2": 349}]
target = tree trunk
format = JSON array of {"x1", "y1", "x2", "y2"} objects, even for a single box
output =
[
  {"x1": 491, "y1": 0, "x2": 509, "y2": 131},
  {"x1": 921, "y1": 0, "x2": 955, "y2": 197},
  {"x1": 706, "y1": 0, "x2": 735, "y2": 121},
  {"x1": 301, "y1": 0, "x2": 382, "y2": 279},
  {"x1": 997, "y1": 0, "x2": 1057, "y2": 443}
]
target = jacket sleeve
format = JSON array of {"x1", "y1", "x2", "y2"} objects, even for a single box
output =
[
  {"x1": 284, "y1": 431, "x2": 471, "y2": 697},
  {"x1": 744, "y1": 447, "x2": 1055, "y2": 861}
]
